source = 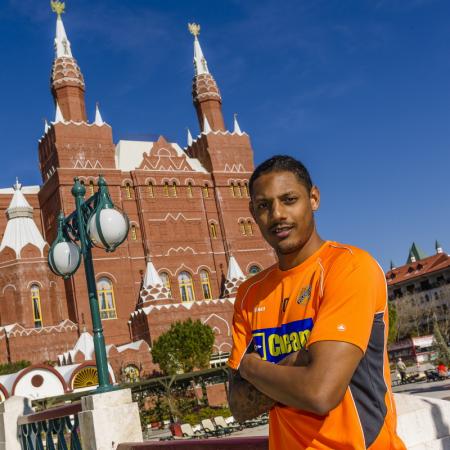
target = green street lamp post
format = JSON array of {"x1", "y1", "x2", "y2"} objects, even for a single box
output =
[{"x1": 48, "y1": 176, "x2": 129, "y2": 393}]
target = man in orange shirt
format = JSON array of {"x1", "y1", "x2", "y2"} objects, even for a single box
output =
[{"x1": 228, "y1": 155, "x2": 406, "y2": 449}]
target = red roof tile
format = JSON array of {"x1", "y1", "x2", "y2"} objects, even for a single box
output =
[{"x1": 386, "y1": 253, "x2": 450, "y2": 285}]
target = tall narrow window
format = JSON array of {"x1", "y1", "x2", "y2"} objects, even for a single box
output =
[
  {"x1": 160, "y1": 272, "x2": 172, "y2": 297},
  {"x1": 89, "y1": 180, "x2": 95, "y2": 196},
  {"x1": 130, "y1": 225, "x2": 137, "y2": 241},
  {"x1": 148, "y1": 182, "x2": 154, "y2": 197},
  {"x1": 246, "y1": 220, "x2": 253, "y2": 236},
  {"x1": 163, "y1": 182, "x2": 169, "y2": 197},
  {"x1": 202, "y1": 184, "x2": 210, "y2": 198},
  {"x1": 187, "y1": 182, "x2": 193, "y2": 198},
  {"x1": 125, "y1": 183, "x2": 132, "y2": 199},
  {"x1": 239, "y1": 221, "x2": 246, "y2": 235},
  {"x1": 210, "y1": 222, "x2": 217, "y2": 239},
  {"x1": 178, "y1": 271, "x2": 195, "y2": 302},
  {"x1": 97, "y1": 278, "x2": 117, "y2": 319},
  {"x1": 200, "y1": 270, "x2": 212, "y2": 300},
  {"x1": 230, "y1": 184, "x2": 235, "y2": 197},
  {"x1": 171, "y1": 182, "x2": 177, "y2": 197},
  {"x1": 237, "y1": 183, "x2": 243, "y2": 197},
  {"x1": 31, "y1": 284, "x2": 43, "y2": 328},
  {"x1": 233, "y1": 184, "x2": 240, "y2": 197},
  {"x1": 243, "y1": 182, "x2": 249, "y2": 197}
]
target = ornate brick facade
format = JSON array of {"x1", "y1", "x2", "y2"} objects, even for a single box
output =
[{"x1": 0, "y1": 12, "x2": 276, "y2": 378}]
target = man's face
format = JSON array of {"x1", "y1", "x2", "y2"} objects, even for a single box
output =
[{"x1": 250, "y1": 171, "x2": 320, "y2": 256}]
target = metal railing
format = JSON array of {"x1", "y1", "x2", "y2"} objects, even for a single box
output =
[{"x1": 18, "y1": 402, "x2": 82, "y2": 450}]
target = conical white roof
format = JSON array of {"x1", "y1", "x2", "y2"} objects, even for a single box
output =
[
  {"x1": 0, "y1": 180, "x2": 47, "y2": 258},
  {"x1": 227, "y1": 255, "x2": 245, "y2": 280},
  {"x1": 143, "y1": 259, "x2": 163, "y2": 288},
  {"x1": 54, "y1": 102, "x2": 64, "y2": 123},
  {"x1": 54, "y1": 14, "x2": 73, "y2": 58},
  {"x1": 94, "y1": 103, "x2": 104, "y2": 126},
  {"x1": 72, "y1": 330, "x2": 95, "y2": 359}
]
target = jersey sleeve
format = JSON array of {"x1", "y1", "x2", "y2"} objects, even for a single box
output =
[
  {"x1": 227, "y1": 288, "x2": 253, "y2": 370},
  {"x1": 307, "y1": 252, "x2": 384, "y2": 354}
]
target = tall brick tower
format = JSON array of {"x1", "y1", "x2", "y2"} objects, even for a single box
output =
[
  {"x1": 186, "y1": 24, "x2": 273, "y2": 270},
  {"x1": 37, "y1": 4, "x2": 134, "y2": 346}
]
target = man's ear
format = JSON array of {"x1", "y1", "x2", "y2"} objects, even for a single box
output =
[{"x1": 310, "y1": 186, "x2": 320, "y2": 212}]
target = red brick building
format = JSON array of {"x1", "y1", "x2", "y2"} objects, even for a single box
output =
[{"x1": 0, "y1": 10, "x2": 275, "y2": 379}]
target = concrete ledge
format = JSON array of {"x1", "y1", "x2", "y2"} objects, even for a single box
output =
[
  {"x1": 395, "y1": 393, "x2": 450, "y2": 449},
  {"x1": 117, "y1": 437, "x2": 268, "y2": 450}
]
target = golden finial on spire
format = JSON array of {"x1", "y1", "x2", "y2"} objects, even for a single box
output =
[
  {"x1": 188, "y1": 23, "x2": 201, "y2": 37},
  {"x1": 51, "y1": 1, "x2": 66, "y2": 17}
]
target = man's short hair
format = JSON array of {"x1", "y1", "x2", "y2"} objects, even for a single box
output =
[{"x1": 249, "y1": 155, "x2": 313, "y2": 197}]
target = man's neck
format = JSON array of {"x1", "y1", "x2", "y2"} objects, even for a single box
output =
[{"x1": 277, "y1": 232, "x2": 325, "y2": 271}]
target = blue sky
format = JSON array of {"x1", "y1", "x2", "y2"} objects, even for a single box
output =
[{"x1": 0, "y1": 0, "x2": 449, "y2": 270}]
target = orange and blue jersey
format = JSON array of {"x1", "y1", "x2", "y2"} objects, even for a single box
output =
[{"x1": 228, "y1": 241, "x2": 406, "y2": 450}]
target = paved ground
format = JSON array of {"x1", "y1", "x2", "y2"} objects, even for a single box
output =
[{"x1": 392, "y1": 379, "x2": 450, "y2": 401}]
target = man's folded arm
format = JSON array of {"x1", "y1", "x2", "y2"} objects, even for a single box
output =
[{"x1": 227, "y1": 368, "x2": 276, "y2": 422}]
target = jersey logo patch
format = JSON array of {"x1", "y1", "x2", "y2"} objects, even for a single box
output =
[
  {"x1": 252, "y1": 318, "x2": 313, "y2": 364},
  {"x1": 297, "y1": 286, "x2": 311, "y2": 305}
]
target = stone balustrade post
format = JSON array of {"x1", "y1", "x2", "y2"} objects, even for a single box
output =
[
  {"x1": 0, "y1": 396, "x2": 33, "y2": 450},
  {"x1": 78, "y1": 388, "x2": 143, "y2": 450}
]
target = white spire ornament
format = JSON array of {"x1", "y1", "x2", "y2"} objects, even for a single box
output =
[
  {"x1": 188, "y1": 23, "x2": 210, "y2": 76},
  {"x1": 51, "y1": 1, "x2": 73, "y2": 58},
  {"x1": 139, "y1": 257, "x2": 171, "y2": 303},
  {"x1": 233, "y1": 113, "x2": 243, "y2": 135},
  {"x1": 54, "y1": 102, "x2": 64, "y2": 123},
  {"x1": 202, "y1": 115, "x2": 212, "y2": 134},
  {"x1": 223, "y1": 255, "x2": 246, "y2": 298},
  {"x1": 187, "y1": 128, "x2": 193, "y2": 146},
  {"x1": 44, "y1": 119, "x2": 50, "y2": 134},
  {"x1": 94, "y1": 102, "x2": 104, "y2": 126}
]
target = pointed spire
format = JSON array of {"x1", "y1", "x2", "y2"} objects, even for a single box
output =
[
  {"x1": 143, "y1": 258, "x2": 163, "y2": 289},
  {"x1": 188, "y1": 23, "x2": 209, "y2": 75},
  {"x1": 187, "y1": 128, "x2": 193, "y2": 146},
  {"x1": 139, "y1": 257, "x2": 171, "y2": 303},
  {"x1": 94, "y1": 102, "x2": 104, "y2": 126},
  {"x1": 0, "y1": 179, "x2": 47, "y2": 258},
  {"x1": 44, "y1": 118, "x2": 50, "y2": 134},
  {"x1": 390, "y1": 260, "x2": 396, "y2": 271},
  {"x1": 223, "y1": 255, "x2": 246, "y2": 298},
  {"x1": 202, "y1": 115, "x2": 212, "y2": 134},
  {"x1": 233, "y1": 113, "x2": 243, "y2": 135},
  {"x1": 52, "y1": 1, "x2": 73, "y2": 58},
  {"x1": 54, "y1": 102, "x2": 64, "y2": 123},
  {"x1": 407, "y1": 242, "x2": 427, "y2": 264},
  {"x1": 436, "y1": 240, "x2": 443, "y2": 254}
]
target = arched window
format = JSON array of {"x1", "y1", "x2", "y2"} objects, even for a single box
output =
[
  {"x1": 160, "y1": 272, "x2": 172, "y2": 297},
  {"x1": 187, "y1": 182, "x2": 193, "y2": 198},
  {"x1": 130, "y1": 225, "x2": 137, "y2": 241},
  {"x1": 239, "y1": 221, "x2": 246, "y2": 235},
  {"x1": 163, "y1": 182, "x2": 169, "y2": 197},
  {"x1": 209, "y1": 222, "x2": 217, "y2": 239},
  {"x1": 233, "y1": 184, "x2": 241, "y2": 197},
  {"x1": 246, "y1": 220, "x2": 253, "y2": 236},
  {"x1": 125, "y1": 183, "x2": 132, "y2": 200},
  {"x1": 148, "y1": 182, "x2": 154, "y2": 197},
  {"x1": 31, "y1": 284, "x2": 43, "y2": 328},
  {"x1": 89, "y1": 180, "x2": 95, "y2": 196},
  {"x1": 202, "y1": 184, "x2": 210, "y2": 198},
  {"x1": 178, "y1": 271, "x2": 195, "y2": 302},
  {"x1": 97, "y1": 278, "x2": 117, "y2": 319},
  {"x1": 171, "y1": 182, "x2": 177, "y2": 197},
  {"x1": 230, "y1": 183, "x2": 235, "y2": 197},
  {"x1": 243, "y1": 182, "x2": 249, "y2": 198},
  {"x1": 249, "y1": 265, "x2": 261, "y2": 276},
  {"x1": 200, "y1": 270, "x2": 212, "y2": 300}
]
